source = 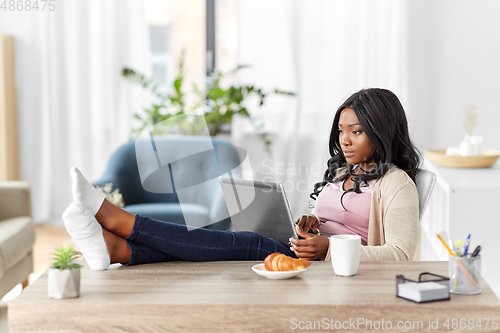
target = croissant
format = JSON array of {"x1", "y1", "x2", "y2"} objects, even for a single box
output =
[{"x1": 264, "y1": 253, "x2": 311, "y2": 271}]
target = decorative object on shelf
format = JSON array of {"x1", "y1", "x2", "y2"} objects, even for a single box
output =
[
  {"x1": 95, "y1": 182, "x2": 125, "y2": 208},
  {"x1": 47, "y1": 244, "x2": 82, "y2": 299},
  {"x1": 446, "y1": 105, "x2": 483, "y2": 157},
  {"x1": 438, "y1": 105, "x2": 499, "y2": 167},
  {"x1": 426, "y1": 149, "x2": 500, "y2": 168},
  {"x1": 459, "y1": 135, "x2": 483, "y2": 157},
  {"x1": 459, "y1": 105, "x2": 481, "y2": 156},
  {"x1": 460, "y1": 105, "x2": 478, "y2": 135},
  {"x1": 122, "y1": 51, "x2": 296, "y2": 154}
]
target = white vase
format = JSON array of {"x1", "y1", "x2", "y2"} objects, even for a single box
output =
[
  {"x1": 48, "y1": 268, "x2": 80, "y2": 299},
  {"x1": 459, "y1": 135, "x2": 483, "y2": 156}
]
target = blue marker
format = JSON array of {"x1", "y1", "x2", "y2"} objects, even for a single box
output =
[{"x1": 463, "y1": 234, "x2": 471, "y2": 257}]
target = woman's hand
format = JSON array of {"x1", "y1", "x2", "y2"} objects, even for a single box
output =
[
  {"x1": 290, "y1": 226, "x2": 329, "y2": 261},
  {"x1": 295, "y1": 214, "x2": 320, "y2": 235}
]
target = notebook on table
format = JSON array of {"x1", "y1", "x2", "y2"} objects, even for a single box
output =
[
  {"x1": 396, "y1": 273, "x2": 450, "y2": 303},
  {"x1": 397, "y1": 282, "x2": 449, "y2": 303}
]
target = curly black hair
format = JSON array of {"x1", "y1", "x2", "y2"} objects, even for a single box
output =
[{"x1": 310, "y1": 88, "x2": 421, "y2": 205}]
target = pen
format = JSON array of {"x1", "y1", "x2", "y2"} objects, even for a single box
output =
[
  {"x1": 471, "y1": 245, "x2": 481, "y2": 257},
  {"x1": 463, "y1": 234, "x2": 471, "y2": 257},
  {"x1": 437, "y1": 234, "x2": 455, "y2": 256},
  {"x1": 455, "y1": 239, "x2": 463, "y2": 257},
  {"x1": 454, "y1": 258, "x2": 478, "y2": 286},
  {"x1": 437, "y1": 234, "x2": 478, "y2": 286},
  {"x1": 438, "y1": 230, "x2": 453, "y2": 253}
]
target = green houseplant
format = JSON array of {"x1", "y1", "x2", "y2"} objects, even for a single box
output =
[
  {"x1": 122, "y1": 52, "x2": 295, "y2": 153},
  {"x1": 48, "y1": 244, "x2": 82, "y2": 299}
]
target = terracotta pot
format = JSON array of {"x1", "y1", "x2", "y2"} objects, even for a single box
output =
[{"x1": 47, "y1": 268, "x2": 80, "y2": 299}]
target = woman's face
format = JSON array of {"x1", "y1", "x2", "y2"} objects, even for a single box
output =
[{"x1": 338, "y1": 108, "x2": 375, "y2": 168}]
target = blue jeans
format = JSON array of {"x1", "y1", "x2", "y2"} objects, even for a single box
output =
[{"x1": 123, "y1": 215, "x2": 297, "y2": 266}]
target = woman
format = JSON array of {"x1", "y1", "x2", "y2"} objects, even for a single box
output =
[
  {"x1": 294, "y1": 88, "x2": 420, "y2": 262},
  {"x1": 64, "y1": 88, "x2": 420, "y2": 270}
]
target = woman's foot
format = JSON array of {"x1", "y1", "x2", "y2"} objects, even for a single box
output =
[
  {"x1": 70, "y1": 166, "x2": 135, "y2": 238},
  {"x1": 70, "y1": 167, "x2": 105, "y2": 216},
  {"x1": 62, "y1": 203, "x2": 110, "y2": 270}
]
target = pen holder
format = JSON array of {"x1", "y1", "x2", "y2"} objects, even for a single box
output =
[{"x1": 448, "y1": 255, "x2": 481, "y2": 295}]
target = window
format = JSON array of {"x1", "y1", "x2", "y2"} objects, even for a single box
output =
[
  {"x1": 145, "y1": 0, "x2": 238, "y2": 96},
  {"x1": 145, "y1": 0, "x2": 206, "y2": 96}
]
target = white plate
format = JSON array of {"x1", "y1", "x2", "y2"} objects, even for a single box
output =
[{"x1": 251, "y1": 263, "x2": 309, "y2": 280}]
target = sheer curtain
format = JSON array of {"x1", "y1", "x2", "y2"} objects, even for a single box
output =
[
  {"x1": 15, "y1": 0, "x2": 151, "y2": 225},
  {"x1": 233, "y1": 0, "x2": 408, "y2": 218}
]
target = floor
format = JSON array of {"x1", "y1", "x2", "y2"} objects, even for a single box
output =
[{"x1": 0, "y1": 224, "x2": 72, "y2": 333}]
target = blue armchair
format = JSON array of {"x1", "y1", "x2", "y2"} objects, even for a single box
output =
[{"x1": 93, "y1": 136, "x2": 243, "y2": 231}]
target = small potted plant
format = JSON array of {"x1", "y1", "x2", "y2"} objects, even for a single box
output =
[{"x1": 48, "y1": 243, "x2": 82, "y2": 299}]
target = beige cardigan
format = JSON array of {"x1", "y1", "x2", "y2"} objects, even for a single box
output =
[{"x1": 320, "y1": 165, "x2": 419, "y2": 262}]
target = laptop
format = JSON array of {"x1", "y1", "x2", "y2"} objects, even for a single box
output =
[{"x1": 219, "y1": 176, "x2": 298, "y2": 245}]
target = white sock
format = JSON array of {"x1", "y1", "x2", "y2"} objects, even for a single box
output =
[
  {"x1": 70, "y1": 166, "x2": 105, "y2": 216},
  {"x1": 63, "y1": 203, "x2": 110, "y2": 271}
]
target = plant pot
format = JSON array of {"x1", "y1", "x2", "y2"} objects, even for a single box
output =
[{"x1": 48, "y1": 268, "x2": 80, "y2": 299}]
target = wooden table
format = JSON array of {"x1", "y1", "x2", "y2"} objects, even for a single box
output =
[{"x1": 9, "y1": 261, "x2": 500, "y2": 332}]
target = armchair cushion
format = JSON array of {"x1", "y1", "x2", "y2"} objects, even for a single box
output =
[
  {"x1": 0, "y1": 216, "x2": 35, "y2": 279},
  {"x1": 0, "y1": 181, "x2": 35, "y2": 299},
  {"x1": 0, "y1": 181, "x2": 32, "y2": 221}
]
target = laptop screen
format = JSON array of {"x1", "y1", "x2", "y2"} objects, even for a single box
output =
[{"x1": 219, "y1": 177, "x2": 297, "y2": 245}]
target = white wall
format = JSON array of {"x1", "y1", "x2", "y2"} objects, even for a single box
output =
[
  {"x1": 0, "y1": 5, "x2": 150, "y2": 225},
  {"x1": 407, "y1": 0, "x2": 500, "y2": 153}
]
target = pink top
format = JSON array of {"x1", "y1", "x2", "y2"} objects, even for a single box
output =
[{"x1": 316, "y1": 176, "x2": 378, "y2": 246}]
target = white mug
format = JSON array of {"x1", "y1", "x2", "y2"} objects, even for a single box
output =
[{"x1": 329, "y1": 235, "x2": 361, "y2": 276}]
